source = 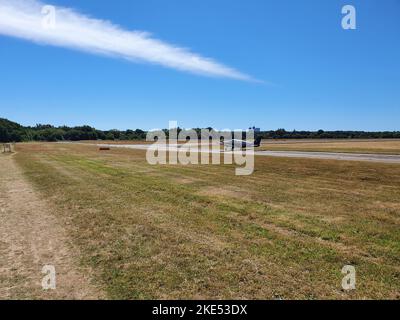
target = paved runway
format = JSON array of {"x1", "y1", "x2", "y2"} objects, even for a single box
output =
[
  {"x1": 81, "y1": 143, "x2": 400, "y2": 164},
  {"x1": 255, "y1": 150, "x2": 400, "y2": 164}
]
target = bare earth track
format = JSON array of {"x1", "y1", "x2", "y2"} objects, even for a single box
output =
[{"x1": 0, "y1": 154, "x2": 102, "y2": 299}]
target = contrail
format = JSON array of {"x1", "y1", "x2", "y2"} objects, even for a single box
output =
[{"x1": 0, "y1": 0, "x2": 256, "y2": 81}]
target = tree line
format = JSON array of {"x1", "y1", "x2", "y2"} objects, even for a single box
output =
[
  {"x1": 1, "y1": 118, "x2": 399, "y2": 143},
  {"x1": 0, "y1": 118, "x2": 146, "y2": 142},
  {"x1": 257, "y1": 129, "x2": 400, "y2": 140}
]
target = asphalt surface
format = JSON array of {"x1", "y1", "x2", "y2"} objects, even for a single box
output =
[{"x1": 254, "y1": 150, "x2": 400, "y2": 164}]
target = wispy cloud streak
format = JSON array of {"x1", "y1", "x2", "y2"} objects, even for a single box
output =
[{"x1": 0, "y1": 0, "x2": 255, "y2": 81}]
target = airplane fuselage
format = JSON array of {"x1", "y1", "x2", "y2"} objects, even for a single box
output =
[{"x1": 222, "y1": 139, "x2": 258, "y2": 150}]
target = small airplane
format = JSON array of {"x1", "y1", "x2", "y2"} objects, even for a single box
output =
[{"x1": 221, "y1": 137, "x2": 262, "y2": 151}]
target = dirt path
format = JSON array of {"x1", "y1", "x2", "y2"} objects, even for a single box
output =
[{"x1": 0, "y1": 154, "x2": 103, "y2": 299}]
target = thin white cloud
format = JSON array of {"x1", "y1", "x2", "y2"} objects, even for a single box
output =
[{"x1": 0, "y1": 0, "x2": 255, "y2": 81}]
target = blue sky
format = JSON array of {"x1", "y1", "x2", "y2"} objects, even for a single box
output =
[{"x1": 0, "y1": 0, "x2": 399, "y2": 131}]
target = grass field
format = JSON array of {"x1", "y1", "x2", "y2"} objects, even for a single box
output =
[
  {"x1": 81, "y1": 139, "x2": 400, "y2": 155},
  {"x1": 258, "y1": 139, "x2": 400, "y2": 154},
  {"x1": 12, "y1": 142, "x2": 400, "y2": 299}
]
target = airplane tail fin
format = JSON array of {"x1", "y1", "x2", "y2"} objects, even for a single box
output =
[{"x1": 254, "y1": 136, "x2": 262, "y2": 147}]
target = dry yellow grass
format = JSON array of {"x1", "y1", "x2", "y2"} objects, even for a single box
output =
[
  {"x1": 80, "y1": 138, "x2": 400, "y2": 154},
  {"x1": 79, "y1": 140, "x2": 154, "y2": 145},
  {"x1": 0, "y1": 153, "x2": 103, "y2": 299},
  {"x1": 11, "y1": 142, "x2": 400, "y2": 299},
  {"x1": 259, "y1": 139, "x2": 400, "y2": 154}
]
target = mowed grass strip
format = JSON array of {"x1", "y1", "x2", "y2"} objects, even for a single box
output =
[
  {"x1": 14, "y1": 143, "x2": 400, "y2": 299},
  {"x1": 259, "y1": 139, "x2": 400, "y2": 154}
]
